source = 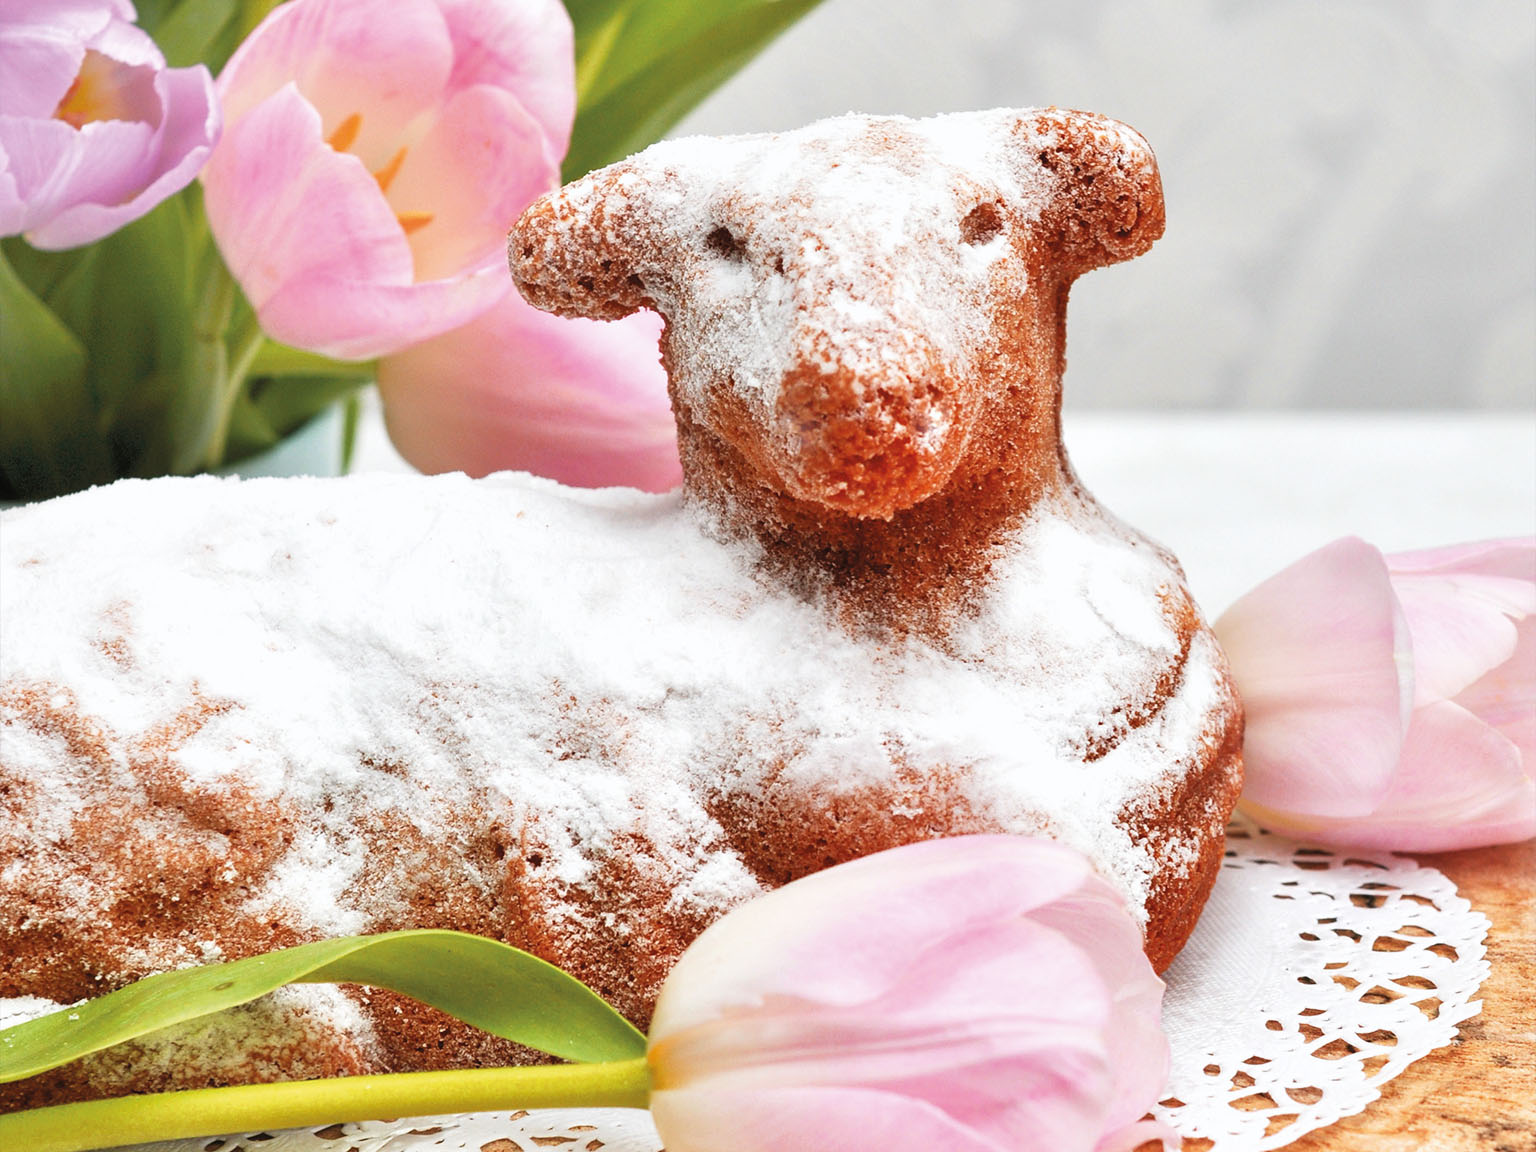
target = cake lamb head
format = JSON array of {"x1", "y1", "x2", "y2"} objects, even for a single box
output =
[{"x1": 511, "y1": 107, "x2": 1165, "y2": 547}]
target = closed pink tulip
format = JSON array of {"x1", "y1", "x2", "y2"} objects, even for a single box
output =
[
  {"x1": 1216, "y1": 536, "x2": 1536, "y2": 851},
  {"x1": 646, "y1": 835, "x2": 1176, "y2": 1152},
  {"x1": 0, "y1": 0, "x2": 218, "y2": 249},
  {"x1": 376, "y1": 289, "x2": 680, "y2": 491},
  {"x1": 200, "y1": 0, "x2": 573, "y2": 360}
]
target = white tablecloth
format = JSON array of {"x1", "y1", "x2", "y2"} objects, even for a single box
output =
[{"x1": 1060, "y1": 410, "x2": 1536, "y2": 612}]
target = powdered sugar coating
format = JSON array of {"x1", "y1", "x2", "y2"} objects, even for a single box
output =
[
  {"x1": 624, "y1": 112, "x2": 1050, "y2": 420},
  {"x1": 3, "y1": 472, "x2": 1219, "y2": 955}
]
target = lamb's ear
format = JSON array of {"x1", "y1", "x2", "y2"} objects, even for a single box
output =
[
  {"x1": 1011, "y1": 107, "x2": 1166, "y2": 277},
  {"x1": 508, "y1": 160, "x2": 667, "y2": 321}
]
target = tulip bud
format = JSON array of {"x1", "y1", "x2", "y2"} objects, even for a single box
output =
[
  {"x1": 0, "y1": 0, "x2": 219, "y2": 249},
  {"x1": 647, "y1": 835, "x2": 1176, "y2": 1152},
  {"x1": 200, "y1": 0, "x2": 574, "y2": 360},
  {"x1": 1217, "y1": 536, "x2": 1535, "y2": 850}
]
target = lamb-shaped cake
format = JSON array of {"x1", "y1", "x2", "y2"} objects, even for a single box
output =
[{"x1": 0, "y1": 107, "x2": 1242, "y2": 1106}]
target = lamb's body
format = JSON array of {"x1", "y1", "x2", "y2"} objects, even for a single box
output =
[
  {"x1": 0, "y1": 468, "x2": 1235, "y2": 1102},
  {"x1": 0, "y1": 107, "x2": 1241, "y2": 1105}
]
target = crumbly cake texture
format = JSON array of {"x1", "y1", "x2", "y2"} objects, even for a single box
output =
[{"x1": 0, "y1": 108, "x2": 1242, "y2": 1105}]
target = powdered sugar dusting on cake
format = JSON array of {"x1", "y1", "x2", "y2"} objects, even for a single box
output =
[
  {"x1": 545, "y1": 111, "x2": 1057, "y2": 434},
  {"x1": 2, "y1": 471, "x2": 1215, "y2": 959}
]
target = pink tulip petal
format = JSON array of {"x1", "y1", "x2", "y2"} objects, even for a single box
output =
[
  {"x1": 1393, "y1": 571, "x2": 1530, "y2": 705},
  {"x1": 1031, "y1": 883, "x2": 1171, "y2": 1128},
  {"x1": 654, "y1": 920, "x2": 1133, "y2": 1152},
  {"x1": 27, "y1": 63, "x2": 218, "y2": 250},
  {"x1": 0, "y1": 168, "x2": 22, "y2": 235},
  {"x1": 204, "y1": 0, "x2": 574, "y2": 358},
  {"x1": 0, "y1": 0, "x2": 133, "y2": 30},
  {"x1": 1456, "y1": 614, "x2": 1535, "y2": 765},
  {"x1": 676, "y1": 999, "x2": 1119, "y2": 1151},
  {"x1": 1216, "y1": 537, "x2": 1409, "y2": 817},
  {"x1": 201, "y1": 83, "x2": 412, "y2": 315},
  {"x1": 82, "y1": 9, "x2": 164, "y2": 74},
  {"x1": 0, "y1": 115, "x2": 84, "y2": 229},
  {"x1": 0, "y1": 18, "x2": 88, "y2": 119},
  {"x1": 1359, "y1": 699, "x2": 1534, "y2": 850},
  {"x1": 0, "y1": 0, "x2": 129, "y2": 41},
  {"x1": 1245, "y1": 700, "x2": 1533, "y2": 850},
  {"x1": 1387, "y1": 537, "x2": 1536, "y2": 582},
  {"x1": 0, "y1": 4, "x2": 217, "y2": 248},
  {"x1": 0, "y1": 1, "x2": 135, "y2": 115},
  {"x1": 216, "y1": 0, "x2": 453, "y2": 169},
  {"x1": 387, "y1": 83, "x2": 560, "y2": 283},
  {"x1": 1228, "y1": 535, "x2": 1533, "y2": 851},
  {"x1": 35, "y1": 115, "x2": 153, "y2": 206},
  {"x1": 377, "y1": 292, "x2": 679, "y2": 490},
  {"x1": 652, "y1": 1087, "x2": 1015, "y2": 1152},
  {"x1": 436, "y1": 0, "x2": 574, "y2": 156},
  {"x1": 655, "y1": 917, "x2": 1113, "y2": 1089},
  {"x1": 651, "y1": 836, "x2": 1102, "y2": 1041},
  {"x1": 260, "y1": 260, "x2": 510, "y2": 361}
]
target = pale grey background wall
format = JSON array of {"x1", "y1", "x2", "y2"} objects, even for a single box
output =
[{"x1": 676, "y1": 0, "x2": 1536, "y2": 410}]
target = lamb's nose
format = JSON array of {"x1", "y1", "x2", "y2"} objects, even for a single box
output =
[{"x1": 772, "y1": 352, "x2": 969, "y2": 520}]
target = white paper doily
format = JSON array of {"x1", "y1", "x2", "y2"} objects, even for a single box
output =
[
  {"x1": 119, "y1": 819, "x2": 1491, "y2": 1152},
  {"x1": 132, "y1": 1109, "x2": 668, "y2": 1151},
  {"x1": 1151, "y1": 818, "x2": 1491, "y2": 1150}
]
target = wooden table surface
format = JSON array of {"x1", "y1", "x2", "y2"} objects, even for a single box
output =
[{"x1": 1173, "y1": 838, "x2": 1535, "y2": 1152}]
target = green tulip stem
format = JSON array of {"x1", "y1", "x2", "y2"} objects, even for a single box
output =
[
  {"x1": 188, "y1": 233, "x2": 237, "y2": 469},
  {"x1": 0, "y1": 1057, "x2": 652, "y2": 1152},
  {"x1": 198, "y1": 293, "x2": 267, "y2": 473}
]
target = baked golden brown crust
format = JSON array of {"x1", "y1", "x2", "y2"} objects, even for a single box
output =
[{"x1": 1, "y1": 107, "x2": 1240, "y2": 1109}]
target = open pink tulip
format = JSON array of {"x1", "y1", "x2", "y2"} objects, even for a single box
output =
[
  {"x1": 647, "y1": 835, "x2": 1176, "y2": 1152},
  {"x1": 376, "y1": 290, "x2": 680, "y2": 490},
  {"x1": 200, "y1": 0, "x2": 573, "y2": 360},
  {"x1": 1217, "y1": 536, "x2": 1536, "y2": 851},
  {"x1": 0, "y1": 0, "x2": 218, "y2": 249}
]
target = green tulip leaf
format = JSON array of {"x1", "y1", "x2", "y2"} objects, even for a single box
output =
[
  {"x1": 0, "y1": 930, "x2": 646, "y2": 1086},
  {"x1": 564, "y1": 0, "x2": 824, "y2": 181},
  {"x1": 149, "y1": 0, "x2": 240, "y2": 69},
  {"x1": 0, "y1": 244, "x2": 114, "y2": 499},
  {"x1": 74, "y1": 195, "x2": 208, "y2": 478},
  {"x1": 136, "y1": 0, "x2": 263, "y2": 73},
  {"x1": 223, "y1": 370, "x2": 371, "y2": 465},
  {"x1": 3, "y1": 193, "x2": 225, "y2": 483},
  {"x1": 246, "y1": 340, "x2": 370, "y2": 381}
]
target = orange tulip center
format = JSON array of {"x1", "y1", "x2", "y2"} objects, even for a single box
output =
[
  {"x1": 54, "y1": 50, "x2": 159, "y2": 128},
  {"x1": 326, "y1": 113, "x2": 434, "y2": 236}
]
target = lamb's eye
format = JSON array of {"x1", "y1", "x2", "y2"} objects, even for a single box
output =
[
  {"x1": 960, "y1": 202, "x2": 1004, "y2": 245},
  {"x1": 706, "y1": 225, "x2": 745, "y2": 260}
]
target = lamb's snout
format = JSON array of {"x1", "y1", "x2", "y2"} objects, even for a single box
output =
[{"x1": 770, "y1": 339, "x2": 973, "y2": 519}]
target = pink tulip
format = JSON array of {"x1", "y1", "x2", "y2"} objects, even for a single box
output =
[
  {"x1": 646, "y1": 836, "x2": 1176, "y2": 1152},
  {"x1": 0, "y1": 0, "x2": 218, "y2": 249},
  {"x1": 376, "y1": 289, "x2": 681, "y2": 490},
  {"x1": 200, "y1": 0, "x2": 573, "y2": 360},
  {"x1": 1216, "y1": 536, "x2": 1536, "y2": 851}
]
